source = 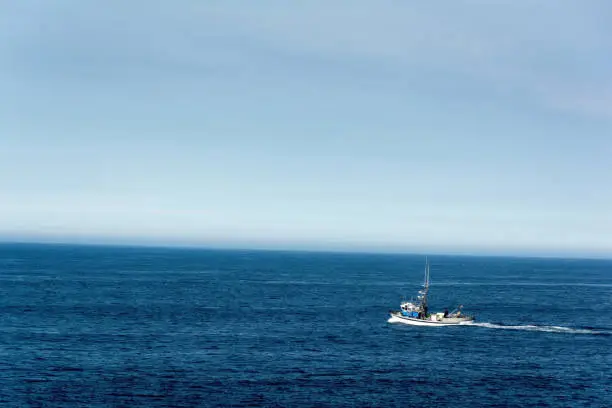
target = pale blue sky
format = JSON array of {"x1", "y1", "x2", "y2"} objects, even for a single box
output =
[{"x1": 1, "y1": 1, "x2": 611, "y2": 256}]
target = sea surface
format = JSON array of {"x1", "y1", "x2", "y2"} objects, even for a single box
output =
[{"x1": 0, "y1": 243, "x2": 610, "y2": 407}]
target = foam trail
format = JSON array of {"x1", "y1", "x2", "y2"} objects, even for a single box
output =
[{"x1": 471, "y1": 322, "x2": 606, "y2": 335}]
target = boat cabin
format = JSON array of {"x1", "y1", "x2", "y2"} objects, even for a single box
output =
[{"x1": 400, "y1": 301, "x2": 421, "y2": 318}]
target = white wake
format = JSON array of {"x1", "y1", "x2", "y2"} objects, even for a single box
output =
[{"x1": 470, "y1": 322, "x2": 605, "y2": 335}]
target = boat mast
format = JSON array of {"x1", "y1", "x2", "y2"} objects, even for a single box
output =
[{"x1": 421, "y1": 257, "x2": 430, "y2": 314}]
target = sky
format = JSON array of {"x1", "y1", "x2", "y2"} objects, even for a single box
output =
[{"x1": 1, "y1": 1, "x2": 611, "y2": 257}]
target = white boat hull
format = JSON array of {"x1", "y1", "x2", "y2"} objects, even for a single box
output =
[{"x1": 388, "y1": 312, "x2": 474, "y2": 326}]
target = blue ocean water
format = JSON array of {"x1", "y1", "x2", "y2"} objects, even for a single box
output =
[{"x1": 0, "y1": 244, "x2": 610, "y2": 407}]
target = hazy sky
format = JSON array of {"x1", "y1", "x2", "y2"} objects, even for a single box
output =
[{"x1": 1, "y1": 1, "x2": 611, "y2": 256}]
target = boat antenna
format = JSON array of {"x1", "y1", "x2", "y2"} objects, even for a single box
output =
[{"x1": 424, "y1": 257, "x2": 430, "y2": 289}]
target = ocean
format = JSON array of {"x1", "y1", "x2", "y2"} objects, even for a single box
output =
[{"x1": 0, "y1": 243, "x2": 610, "y2": 407}]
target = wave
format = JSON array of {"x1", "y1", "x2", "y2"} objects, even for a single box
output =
[
  {"x1": 470, "y1": 322, "x2": 609, "y2": 335},
  {"x1": 432, "y1": 282, "x2": 612, "y2": 287}
]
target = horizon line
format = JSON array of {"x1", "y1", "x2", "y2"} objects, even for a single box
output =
[{"x1": 1, "y1": 239, "x2": 611, "y2": 262}]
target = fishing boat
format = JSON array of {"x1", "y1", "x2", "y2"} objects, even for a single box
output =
[{"x1": 388, "y1": 259, "x2": 474, "y2": 326}]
